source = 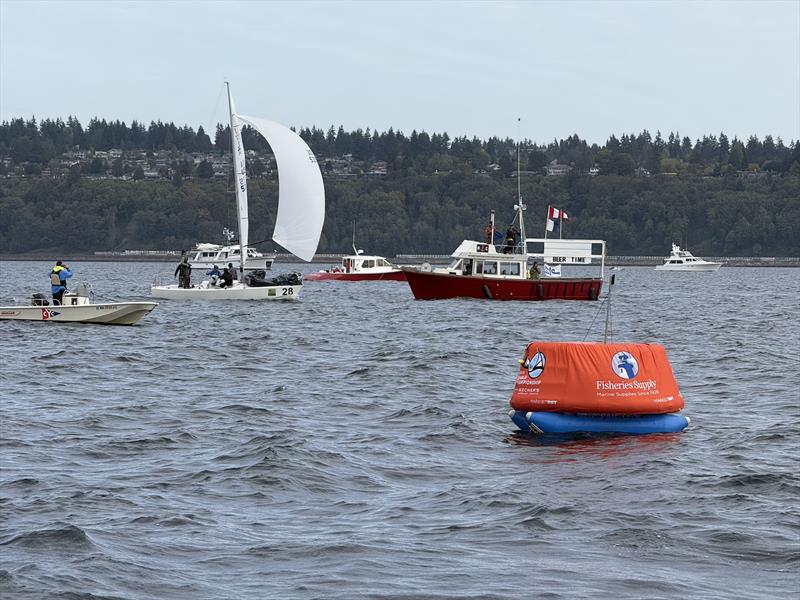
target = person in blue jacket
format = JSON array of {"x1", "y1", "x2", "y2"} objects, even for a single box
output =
[
  {"x1": 50, "y1": 260, "x2": 73, "y2": 305},
  {"x1": 206, "y1": 264, "x2": 222, "y2": 285}
]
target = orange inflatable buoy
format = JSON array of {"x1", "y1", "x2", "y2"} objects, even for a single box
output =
[{"x1": 509, "y1": 341, "x2": 684, "y2": 415}]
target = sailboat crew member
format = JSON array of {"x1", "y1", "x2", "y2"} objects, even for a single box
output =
[{"x1": 175, "y1": 253, "x2": 192, "y2": 288}]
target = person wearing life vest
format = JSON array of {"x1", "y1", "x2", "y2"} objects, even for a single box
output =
[
  {"x1": 50, "y1": 260, "x2": 73, "y2": 305},
  {"x1": 528, "y1": 261, "x2": 540, "y2": 280}
]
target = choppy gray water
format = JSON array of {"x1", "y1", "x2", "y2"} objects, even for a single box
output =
[{"x1": 1, "y1": 261, "x2": 798, "y2": 599}]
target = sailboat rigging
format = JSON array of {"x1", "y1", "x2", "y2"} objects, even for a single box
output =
[{"x1": 151, "y1": 83, "x2": 325, "y2": 300}]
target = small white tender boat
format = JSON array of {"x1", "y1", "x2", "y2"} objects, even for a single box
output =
[
  {"x1": 655, "y1": 243, "x2": 723, "y2": 271},
  {"x1": 0, "y1": 284, "x2": 157, "y2": 325}
]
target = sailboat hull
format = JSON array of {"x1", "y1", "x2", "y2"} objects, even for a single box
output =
[{"x1": 150, "y1": 282, "x2": 301, "y2": 300}]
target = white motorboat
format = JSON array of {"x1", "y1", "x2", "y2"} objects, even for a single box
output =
[
  {"x1": 654, "y1": 243, "x2": 723, "y2": 271},
  {"x1": 151, "y1": 82, "x2": 325, "y2": 301},
  {"x1": 189, "y1": 229, "x2": 274, "y2": 274},
  {"x1": 0, "y1": 284, "x2": 157, "y2": 325}
]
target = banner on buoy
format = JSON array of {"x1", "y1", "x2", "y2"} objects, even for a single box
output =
[{"x1": 510, "y1": 341, "x2": 684, "y2": 415}]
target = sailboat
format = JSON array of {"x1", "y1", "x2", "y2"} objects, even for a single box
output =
[{"x1": 151, "y1": 83, "x2": 325, "y2": 300}]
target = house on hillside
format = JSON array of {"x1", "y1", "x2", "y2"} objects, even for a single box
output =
[{"x1": 545, "y1": 160, "x2": 572, "y2": 176}]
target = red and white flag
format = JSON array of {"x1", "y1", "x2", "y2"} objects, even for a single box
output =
[{"x1": 546, "y1": 206, "x2": 569, "y2": 232}]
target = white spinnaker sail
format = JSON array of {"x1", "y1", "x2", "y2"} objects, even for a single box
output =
[
  {"x1": 236, "y1": 115, "x2": 325, "y2": 262},
  {"x1": 227, "y1": 91, "x2": 250, "y2": 252}
]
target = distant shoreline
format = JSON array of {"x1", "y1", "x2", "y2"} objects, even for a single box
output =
[{"x1": 1, "y1": 253, "x2": 798, "y2": 267}]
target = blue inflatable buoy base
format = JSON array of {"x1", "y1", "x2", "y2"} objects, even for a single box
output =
[{"x1": 510, "y1": 410, "x2": 690, "y2": 435}]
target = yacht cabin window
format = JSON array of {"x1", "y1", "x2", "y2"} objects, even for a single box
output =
[
  {"x1": 363, "y1": 260, "x2": 375, "y2": 269},
  {"x1": 483, "y1": 262, "x2": 498, "y2": 275}
]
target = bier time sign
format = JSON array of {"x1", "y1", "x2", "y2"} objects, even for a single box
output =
[{"x1": 525, "y1": 239, "x2": 606, "y2": 266}]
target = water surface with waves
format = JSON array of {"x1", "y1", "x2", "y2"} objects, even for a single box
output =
[{"x1": 1, "y1": 261, "x2": 798, "y2": 599}]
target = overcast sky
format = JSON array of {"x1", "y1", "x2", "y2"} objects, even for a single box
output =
[{"x1": 1, "y1": 0, "x2": 798, "y2": 146}]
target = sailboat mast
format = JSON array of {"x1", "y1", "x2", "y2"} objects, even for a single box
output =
[{"x1": 226, "y1": 81, "x2": 248, "y2": 276}]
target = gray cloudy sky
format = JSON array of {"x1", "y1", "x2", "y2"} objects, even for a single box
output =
[{"x1": 1, "y1": 0, "x2": 798, "y2": 145}]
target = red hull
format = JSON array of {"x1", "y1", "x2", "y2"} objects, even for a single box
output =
[
  {"x1": 305, "y1": 270, "x2": 406, "y2": 282},
  {"x1": 402, "y1": 269, "x2": 602, "y2": 300}
]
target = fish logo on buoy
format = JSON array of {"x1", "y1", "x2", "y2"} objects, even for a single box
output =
[
  {"x1": 611, "y1": 351, "x2": 639, "y2": 379},
  {"x1": 525, "y1": 351, "x2": 546, "y2": 379}
]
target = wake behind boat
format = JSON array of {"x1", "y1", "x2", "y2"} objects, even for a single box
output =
[
  {"x1": 655, "y1": 243, "x2": 723, "y2": 271},
  {"x1": 0, "y1": 283, "x2": 157, "y2": 326},
  {"x1": 151, "y1": 82, "x2": 325, "y2": 301}
]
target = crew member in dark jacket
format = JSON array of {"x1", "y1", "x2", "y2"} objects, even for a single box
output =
[
  {"x1": 220, "y1": 266, "x2": 234, "y2": 288},
  {"x1": 175, "y1": 255, "x2": 192, "y2": 288}
]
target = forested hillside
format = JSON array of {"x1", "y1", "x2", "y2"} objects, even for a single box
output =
[
  {"x1": 1, "y1": 171, "x2": 797, "y2": 257},
  {"x1": 1, "y1": 116, "x2": 798, "y2": 256}
]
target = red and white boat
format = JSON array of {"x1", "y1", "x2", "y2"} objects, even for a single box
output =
[
  {"x1": 305, "y1": 247, "x2": 406, "y2": 281},
  {"x1": 402, "y1": 203, "x2": 606, "y2": 301}
]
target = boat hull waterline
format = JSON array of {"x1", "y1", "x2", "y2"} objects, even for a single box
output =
[
  {"x1": 0, "y1": 302, "x2": 158, "y2": 325},
  {"x1": 402, "y1": 269, "x2": 602, "y2": 300},
  {"x1": 150, "y1": 283, "x2": 301, "y2": 300},
  {"x1": 654, "y1": 262, "x2": 722, "y2": 272},
  {"x1": 305, "y1": 270, "x2": 406, "y2": 282}
]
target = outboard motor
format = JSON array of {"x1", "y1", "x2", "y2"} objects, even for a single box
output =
[{"x1": 31, "y1": 293, "x2": 49, "y2": 306}]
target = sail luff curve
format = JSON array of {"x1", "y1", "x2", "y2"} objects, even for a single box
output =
[{"x1": 236, "y1": 114, "x2": 325, "y2": 262}]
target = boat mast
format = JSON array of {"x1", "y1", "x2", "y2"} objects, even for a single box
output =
[
  {"x1": 226, "y1": 81, "x2": 247, "y2": 277},
  {"x1": 515, "y1": 118, "x2": 527, "y2": 252}
]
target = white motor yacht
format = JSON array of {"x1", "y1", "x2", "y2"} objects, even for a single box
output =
[{"x1": 655, "y1": 244, "x2": 722, "y2": 271}]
